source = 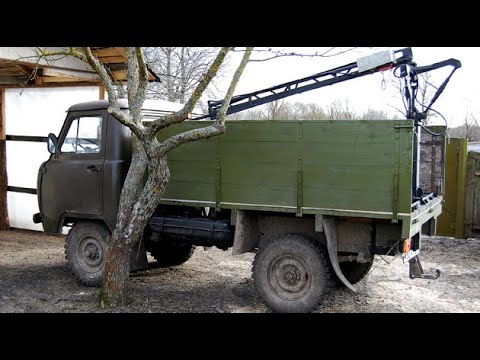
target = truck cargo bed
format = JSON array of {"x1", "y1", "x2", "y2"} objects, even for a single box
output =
[{"x1": 159, "y1": 119, "x2": 416, "y2": 221}]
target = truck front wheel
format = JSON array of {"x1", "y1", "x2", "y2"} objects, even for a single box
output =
[
  {"x1": 65, "y1": 221, "x2": 109, "y2": 287},
  {"x1": 253, "y1": 234, "x2": 333, "y2": 313}
]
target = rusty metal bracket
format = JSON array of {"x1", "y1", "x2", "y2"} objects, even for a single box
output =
[{"x1": 408, "y1": 255, "x2": 441, "y2": 280}]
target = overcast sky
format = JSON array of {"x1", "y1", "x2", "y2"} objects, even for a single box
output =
[{"x1": 222, "y1": 47, "x2": 478, "y2": 128}]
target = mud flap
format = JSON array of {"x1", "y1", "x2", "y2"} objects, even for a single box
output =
[
  {"x1": 322, "y1": 216, "x2": 357, "y2": 293},
  {"x1": 129, "y1": 237, "x2": 149, "y2": 272}
]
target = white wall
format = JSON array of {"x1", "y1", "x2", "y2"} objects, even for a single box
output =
[{"x1": 6, "y1": 87, "x2": 100, "y2": 230}]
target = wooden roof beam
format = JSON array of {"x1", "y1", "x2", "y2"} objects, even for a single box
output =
[
  {"x1": 0, "y1": 47, "x2": 93, "y2": 72},
  {"x1": 0, "y1": 76, "x2": 28, "y2": 85},
  {"x1": 41, "y1": 67, "x2": 100, "y2": 82},
  {"x1": 95, "y1": 56, "x2": 126, "y2": 64},
  {"x1": 91, "y1": 47, "x2": 126, "y2": 58}
]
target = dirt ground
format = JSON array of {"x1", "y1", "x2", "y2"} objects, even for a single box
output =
[{"x1": 0, "y1": 229, "x2": 479, "y2": 313}]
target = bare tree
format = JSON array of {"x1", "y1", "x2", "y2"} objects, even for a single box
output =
[
  {"x1": 242, "y1": 47, "x2": 358, "y2": 62},
  {"x1": 449, "y1": 112, "x2": 480, "y2": 141},
  {"x1": 389, "y1": 72, "x2": 437, "y2": 124},
  {"x1": 265, "y1": 100, "x2": 287, "y2": 120},
  {"x1": 228, "y1": 100, "x2": 397, "y2": 121},
  {"x1": 37, "y1": 47, "x2": 253, "y2": 307},
  {"x1": 144, "y1": 47, "x2": 225, "y2": 103}
]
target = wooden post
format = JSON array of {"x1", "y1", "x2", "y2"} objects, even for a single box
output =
[
  {"x1": 0, "y1": 88, "x2": 10, "y2": 230},
  {"x1": 99, "y1": 85, "x2": 105, "y2": 100}
]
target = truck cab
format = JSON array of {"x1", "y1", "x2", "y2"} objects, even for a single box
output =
[{"x1": 36, "y1": 100, "x2": 131, "y2": 234}]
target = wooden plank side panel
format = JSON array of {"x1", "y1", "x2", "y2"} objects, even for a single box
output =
[
  {"x1": 163, "y1": 181, "x2": 215, "y2": 202},
  {"x1": 473, "y1": 157, "x2": 480, "y2": 234},
  {"x1": 302, "y1": 121, "x2": 410, "y2": 214},
  {"x1": 397, "y1": 123, "x2": 414, "y2": 214},
  {"x1": 303, "y1": 165, "x2": 394, "y2": 191},
  {"x1": 159, "y1": 120, "x2": 413, "y2": 218},
  {"x1": 221, "y1": 120, "x2": 299, "y2": 142},
  {"x1": 221, "y1": 122, "x2": 298, "y2": 208},
  {"x1": 303, "y1": 120, "x2": 396, "y2": 143},
  {"x1": 436, "y1": 139, "x2": 466, "y2": 237},
  {"x1": 463, "y1": 153, "x2": 475, "y2": 238},
  {"x1": 303, "y1": 188, "x2": 392, "y2": 210},
  {"x1": 455, "y1": 139, "x2": 468, "y2": 239},
  {"x1": 221, "y1": 184, "x2": 297, "y2": 207},
  {"x1": 158, "y1": 121, "x2": 217, "y2": 202},
  {"x1": 303, "y1": 142, "x2": 395, "y2": 167}
]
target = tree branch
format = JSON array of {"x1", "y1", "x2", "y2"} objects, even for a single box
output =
[
  {"x1": 135, "y1": 47, "x2": 149, "y2": 109},
  {"x1": 125, "y1": 47, "x2": 144, "y2": 128},
  {"x1": 145, "y1": 47, "x2": 232, "y2": 141},
  {"x1": 233, "y1": 47, "x2": 357, "y2": 62},
  {"x1": 215, "y1": 47, "x2": 253, "y2": 125},
  {"x1": 156, "y1": 47, "x2": 253, "y2": 155},
  {"x1": 126, "y1": 47, "x2": 139, "y2": 108}
]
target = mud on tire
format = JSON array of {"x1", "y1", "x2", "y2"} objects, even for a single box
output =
[
  {"x1": 65, "y1": 221, "x2": 109, "y2": 287},
  {"x1": 253, "y1": 233, "x2": 333, "y2": 313}
]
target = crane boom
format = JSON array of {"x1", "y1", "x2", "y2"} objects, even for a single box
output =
[{"x1": 194, "y1": 47, "x2": 415, "y2": 120}]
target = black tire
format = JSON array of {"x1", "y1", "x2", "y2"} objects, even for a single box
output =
[
  {"x1": 253, "y1": 234, "x2": 333, "y2": 313},
  {"x1": 149, "y1": 242, "x2": 195, "y2": 267},
  {"x1": 65, "y1": 221, "x2": 109, "y2": 287},
  {"x1": 339, "y1": 259, "x2": 374, "y2": 285}
]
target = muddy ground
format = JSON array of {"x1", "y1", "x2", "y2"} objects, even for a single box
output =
[{"x1": 0, "y1": 229, "x2": 479, "y2": 313}]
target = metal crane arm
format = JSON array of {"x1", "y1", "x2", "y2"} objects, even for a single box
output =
[{"x1": 194, "y1": 47, "x2": 414, "y2": 120}]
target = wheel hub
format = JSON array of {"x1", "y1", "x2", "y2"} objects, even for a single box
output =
[
  {"x1": 269, "y1": 255, "x2": 311, "y2": 301},
  {"x1": 283, "y1": 266, "x2": 300, "y2": 284},
  {"x1": 78, "y1": 236, "x2": 103, "y2": 271}
]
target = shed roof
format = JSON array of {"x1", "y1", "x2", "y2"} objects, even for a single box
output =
[{"x1": 0, "y1": 47, "x2": 159, "y2": 87}]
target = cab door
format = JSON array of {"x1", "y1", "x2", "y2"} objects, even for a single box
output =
[{"x1": 40, "y1": 111, "x2": 106, "y2": 233}]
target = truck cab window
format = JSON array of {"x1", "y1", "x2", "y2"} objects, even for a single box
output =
[{"x1": 60, "y1": 116, "x2": 102, "y2": 154}]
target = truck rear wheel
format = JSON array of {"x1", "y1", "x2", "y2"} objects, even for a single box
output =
[
  {"x1": 253, "y1": 234, "x2": 333, "y2": 313},
  {"x1": 149, "y1": 242, "x2": 195, "y2": 267},
  {"x1": 339, "y1": 259, "x2": 374, "y2": 285},
  {"x1": 65, "y1": 221, "x2": 109, "y2": 287}
]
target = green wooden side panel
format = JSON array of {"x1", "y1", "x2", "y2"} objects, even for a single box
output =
[
  {"x1": 397, "y1": 124, "x2": 414, "y2": 215},
  {"x1": 302, "y1": 121, "x2": 412, "y2": 214},
  {"x1": 158, "y1": 122, "x2": 217, "y2": 202},
  {"x1": 220, "y1": 121, "x2": 298, "y2": 207},
  {"x1": 157, "y1": 120, "x2": 414, "y2": 219}
]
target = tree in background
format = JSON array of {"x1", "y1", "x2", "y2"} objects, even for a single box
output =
[
  {"x1": 228, "y1": 99, "x2": 397, "y2": 120},
  {"x1": 389, "y1": 72, "x2": 437, "y2": 124},
  {"x1": 37, "y1": 47, "x2": 253, "y2": 307},
  {"x1": 448, "y1": 112, "x2": 480, "y2": 141},
  {"x1": 144, "y1": 47, "x2": 225, "y2": 103}
]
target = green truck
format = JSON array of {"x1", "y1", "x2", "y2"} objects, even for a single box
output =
[{"x1": 34, "y1": 48, "x2": 461, "y2": 312}]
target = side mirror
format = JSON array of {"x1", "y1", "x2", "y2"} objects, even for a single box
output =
[{"x1": 47, "y1": 133, "x2": 58, "y2": 154}]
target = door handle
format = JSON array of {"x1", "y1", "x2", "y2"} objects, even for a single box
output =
[{"x1": 86, "y1": 165, "x2": 103, "y2": 173}]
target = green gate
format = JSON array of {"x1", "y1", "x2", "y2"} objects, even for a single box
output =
[{"x1": 436, "y1": 138, "x2": 467, "y2": 238}]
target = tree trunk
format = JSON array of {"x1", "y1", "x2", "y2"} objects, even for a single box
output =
[
  {"x1": 100, "y1": 149, "x2": 170, "y2": 307},
  {"x1": 100, "y1": 234, "x2": 130, "y2": 306}
]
